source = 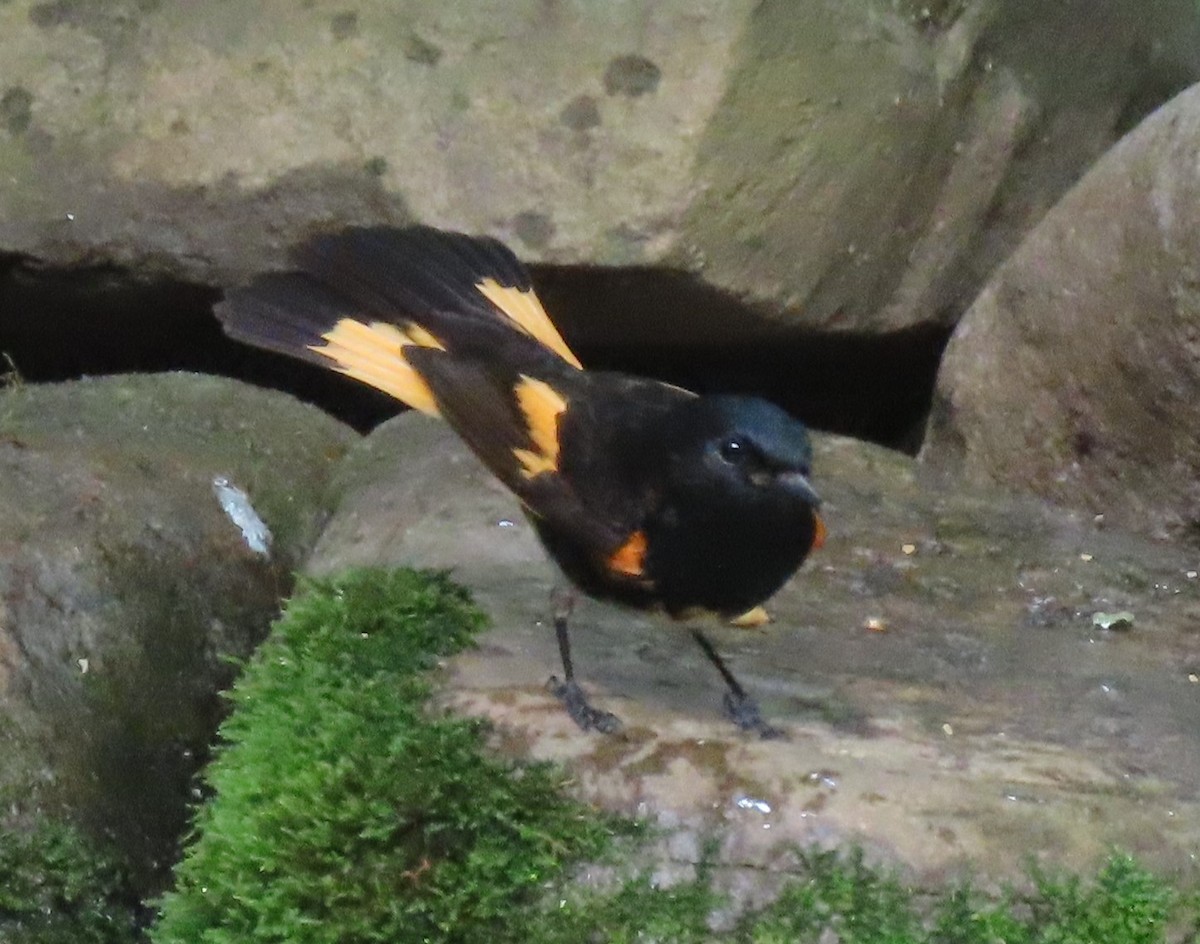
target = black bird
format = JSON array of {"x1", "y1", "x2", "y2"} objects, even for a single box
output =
[{"x1": 216, "y1": 225, "x2": 825, "y2": 737}]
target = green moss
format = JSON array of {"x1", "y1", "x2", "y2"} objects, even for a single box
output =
[
  {"x1": 0, "y1": 811, "x2": 141, "y2": 944},
  {"x1": 151, "y1": 568, "x2": 619, "y2": 944},
  {"x1": 737, "y1": 848, "x2": 1191, "y2": 944},
  {"x1": 148, "y1": 569, "x2": 1197, "y2": 944},
  {"x1": 524, "y1": 848, "x2": 1194, "y2": 944},
  {"x1": 525, "y1": 866, "x2": 722, "y2": 944},
  {"x1": 1011, "y1": 855, "x2": 1179, "y2": 944},
  {"x1": 741, "y1": 847, "x2": 921, "y2": 943}
]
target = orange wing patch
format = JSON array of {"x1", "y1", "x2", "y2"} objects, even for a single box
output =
[
  {"x1": 608, "y1": 530, "x2": 648, "y2": 578},
  {"x1": 309, "y1": 318, "x2": 445, "y2": 416},
  {"x1": 812, "y1": 512, "x2": 827, "y2": 550},
  {"x1": 476, "y1": 278, "x2": 583, "y2": 369},
  {"x1": 511, "y1": 375, "x2": 568, "y2": 478}
]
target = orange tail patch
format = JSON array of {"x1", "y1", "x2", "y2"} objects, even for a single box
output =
[
  {"x1": 309, "y1": 318, "x2": 444, "y2": 416},
  {"x1": 476, "y1": 278, "x2": 583, "y2": 369}
]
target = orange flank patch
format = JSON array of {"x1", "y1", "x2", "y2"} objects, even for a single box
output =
[
  {"x1": 608, "y1": 530, "x2": 648, "y2": 578},
  {"x1": 511, "y1": 375, "x2": 568, "y2": 478},
  {"x1": 812, "y1": 512, "x2": 827, "y2": 550},
  {"x1": 309, "y1": 318, "x2": 445, "y2": 416},
  {"x1": 475, "y1": 278, "x2": 583, "y2": 369}
]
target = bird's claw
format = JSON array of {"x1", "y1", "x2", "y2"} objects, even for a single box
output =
[
  {"x1": 549, "y1": 676, "x2": 622, "y2": 734},
  {"x1": 723, "y1": 690, "x2": 784, "y2": 740}
]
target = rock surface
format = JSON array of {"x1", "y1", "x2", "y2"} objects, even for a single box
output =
[
  {"x1": 3, "y1": 0, "x2": 1200, "y2": 901},
  {"x1": 308, "y1": 413, "x2": 1200, "y2": 883},
  {"x1": 0, "y1": 373, "x2": 353, "y2": 891},
  {"x1": 2, "y1": 0, "x2": 1198, "y2": 339},
  {"x1": 923, "y1": 80, "x2": 1200, "y2": 542}
]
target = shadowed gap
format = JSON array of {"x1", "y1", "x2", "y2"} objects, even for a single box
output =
[
  {"x1": 533, "y1": 265, "x2": 951, "y2": 452},
  {"x1": 0, "y1": 254, "x2": 952, "y2": 451},
  {"x1": 0, "y1": 253, "x2": 400, "y2": 431}
]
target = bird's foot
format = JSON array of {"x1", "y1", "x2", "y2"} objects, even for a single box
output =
[
  {"x1": 723, "y1": 690, "x2": 785, "y2": 740},
  {"x1": 548, "y1": 676, "x2": 622, "y2": 734}
]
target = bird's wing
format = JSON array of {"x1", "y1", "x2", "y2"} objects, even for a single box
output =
[{"x1": 216, "y1": 225, "x2": 644, "y2": 555}]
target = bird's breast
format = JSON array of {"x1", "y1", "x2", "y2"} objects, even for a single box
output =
[{"x1": 643, "y1": 501, "x2": 819, "y2": 616}]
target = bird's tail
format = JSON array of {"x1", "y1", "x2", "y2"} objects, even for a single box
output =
[{"x1": 215, "y1": 225, "x2": 581, "y2": 417}]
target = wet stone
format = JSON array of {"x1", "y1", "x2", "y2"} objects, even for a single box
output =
[{"x1": 308, "y1": 414, "x2": 1200, "y2": 884}]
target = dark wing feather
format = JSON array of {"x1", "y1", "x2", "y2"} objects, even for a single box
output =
[
  {"x1": 295, "y1": 227, "x2": 487, "y2": 321},
  {"x1": 405, "y1": 347, "x2": 632, "y2": 553},
  {"x1": 220, "y1": 272, "x2": 362, "y2": 369},
  {"x1": 293, "y1": 226, "x2": 582, "y2": 367},
  {"x1": 216, "y1": 224, "x2": 625, "y2": 547}
]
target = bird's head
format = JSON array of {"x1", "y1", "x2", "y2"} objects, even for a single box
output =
[{"x1": 661, "y1": 395, "x2": 824, "y2": 541}]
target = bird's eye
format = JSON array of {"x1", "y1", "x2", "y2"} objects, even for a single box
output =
[{"x1": 720, "y1": 437, "x2": 746, "y2": 463}]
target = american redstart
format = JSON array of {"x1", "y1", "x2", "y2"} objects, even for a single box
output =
[{"x1": 217, "y1": 226, "x2": 824, "y2": 737}]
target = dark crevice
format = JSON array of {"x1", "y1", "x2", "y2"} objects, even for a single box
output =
[
  {"x1": 579, "y1": 330, "x2": 947, "y2": 452},
  {"x1": 530, "y1": 265, "x2": 951, "y2": 451},
  {"x1": 0, "y1": 254, "x2": 399, "y2": 431},
  {"x1": 0, "y1": 255, "x2": 953, "y2": 452}
]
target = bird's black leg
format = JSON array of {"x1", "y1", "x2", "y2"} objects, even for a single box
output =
[
  {"x1": 546, "y1": 588, "x2": 621, "y2": 734},
  {"x1": 690, "y1": 628, "x2": 783, "y2": 739}
]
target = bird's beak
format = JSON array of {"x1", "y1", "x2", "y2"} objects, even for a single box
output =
[
  {"x1": 776, "y1": 470, "x2": 821, "y2": 509},
  {"x1": 776, "y1": 471, "x2": 826, "y2": 549}
]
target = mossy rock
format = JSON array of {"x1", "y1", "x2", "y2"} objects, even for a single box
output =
[
  {"x1": 150, "y1": 569, "x2": 1197, "y2": 944},
  {"x1": 0, "y1": 372, "x2": 354, "y2": 894}
]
